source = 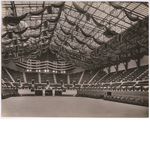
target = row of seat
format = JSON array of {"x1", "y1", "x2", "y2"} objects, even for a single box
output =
[{"x1": 2, "y1": 65, "x2": 148, "y2": 86}]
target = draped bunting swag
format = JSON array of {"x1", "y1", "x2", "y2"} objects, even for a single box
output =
[
  {"x1": 80, "y1": 28, "x2": 91, "y2": 37},
  {"x1": 103, "y1": 26, "x2": 118, "y2": 38},
  {"x1": 117, "y1": 34, "x2": 123, "y2": 42},
  {"x1": 42, "y1": 30, "x2": 47, "y2": 36},
  {"x1": 54, "y1": 40, "x2": 61, "y2": 46},
  {"x1": 3, "y1": 13, "x2": 28, "y2": 26},
  {"x1": 72, "y1": 2, "x2": 86, "y2": 14},
  {"x1": 109, "y1": 2, "x2": 123, "y2": 9},
  {"x1": 91, "y1": 16, "x2": 104, "y2": 28},
  {"x1": 67, "y1": 42, "x2": 78, "y2": 50},
  {"x1": 31, "y1": 32, "x2": 42, "y2": 38},
  {"x1": 74, "y1": 36, "x2": 85, "y2": 44},
  {"x1": 47, "y1": 11, "x2": 61, "y2": 23},
  {"x1": 124, "y1": 10, "x2": 138, "y2": 22},
  {"x1": 13, "y1": 27, "x2": 28, "y2": 35},
  {"x1": 60, "y1": 26, "x2": 71, "y2": 35}
]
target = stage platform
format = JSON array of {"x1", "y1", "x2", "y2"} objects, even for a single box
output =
[{"x1": 18, "y1": 89, "x2": 77, "y2": 96}]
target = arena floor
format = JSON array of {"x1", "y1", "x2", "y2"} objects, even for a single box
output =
[{"x1": 1, "y1": 96, "x2": 149, "y2": 117}]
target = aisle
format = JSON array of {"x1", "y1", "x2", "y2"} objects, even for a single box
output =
[{"x1": 1, "y1": 96, "x2": 148, "y2": 117}]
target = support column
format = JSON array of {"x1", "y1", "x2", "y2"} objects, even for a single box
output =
[
  {"x1": 38, "y1": 73, "x2": 41, "y2": 83},
  {"x1": 67, "y1": 74, "x2": 70, "y2": 84},
  {"x1": 23, "y1": 72, "x2": 27, "y2": 83}
]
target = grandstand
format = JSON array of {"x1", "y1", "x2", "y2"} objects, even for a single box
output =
[{"x1": 1, "y1": 1, "x2": 149, "y2": 117}]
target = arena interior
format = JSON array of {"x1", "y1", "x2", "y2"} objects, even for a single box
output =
[{"x1": 1, "y1": 1, "x2": 149, "y2": 117}]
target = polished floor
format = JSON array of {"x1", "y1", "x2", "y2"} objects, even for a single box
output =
[{"x1": 1, "y1": 96, "x2": 149, "y2": 117}]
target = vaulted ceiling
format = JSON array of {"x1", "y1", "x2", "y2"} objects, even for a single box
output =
[{"x1": 2, "y1": 1, "x2": 149, "y2": 70}]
